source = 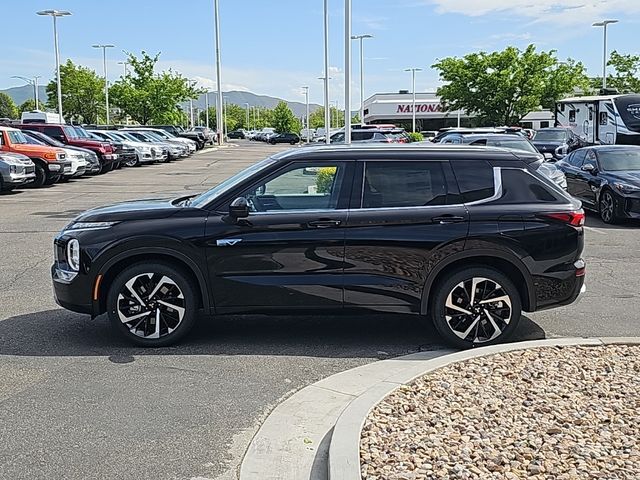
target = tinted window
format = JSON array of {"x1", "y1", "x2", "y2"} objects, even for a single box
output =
[
  {"x1": 567, "y1": 150, "x2": 586, "y2": 167},
  {"x1": 584, "y1": 150, "x2": 597, "y2": 168},
  {"x1": 597, "y1": 149, "x2": 640, "y2": 171},
  {"x1": 362, "y1": 162, "x2": 447, "y2": 208},
  {"x1": 451, "y1": 160, "x2": 494, "y2": 202},
  {"x1": 7, "y1": 130, "x2": 29, "y2": 144},
  {"x1": 43, "y1": 126, "x2": 64, "y2": 140},
  {"x1": 352, "y1": 131, "x2": 373, "y2": 141},
  {"x1": 496, "y1": 169, "x2": 558, "y2": 204},
  {"x1": 535, "y1": 130, "x2": 567, "y2": 142}
]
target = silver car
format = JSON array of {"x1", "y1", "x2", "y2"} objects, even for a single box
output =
[
  {"x1": 120, "y1": 130, "x2": 186, "y2": 160},
  {"x1": 0, "y1": 152, "x2": 36, "y2": 191},
  {"x1": 122, "y1": 129, "x2": 192, "y2": 157}
]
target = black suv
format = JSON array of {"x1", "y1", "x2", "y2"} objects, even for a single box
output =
[
  {"x1": 532, "y1": 128, "x2": 585, "y2": 160},
  {"x1": 52, "y1": 145, "x2": 586, "y2": 348}
]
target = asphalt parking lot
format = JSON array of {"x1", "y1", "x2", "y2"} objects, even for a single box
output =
[{"x1": 1, "y1": 140, "x2": 639, "y2": 480}]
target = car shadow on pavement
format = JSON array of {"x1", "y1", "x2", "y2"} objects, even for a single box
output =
[
  {"x1": 0, "y1": 309, "x2": 546, "y2": 359},
  {"x1": 585, "y1": 212, "x2": 640, "y2": 229}
]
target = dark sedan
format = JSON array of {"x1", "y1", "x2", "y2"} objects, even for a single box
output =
[
  {"x1": 269, "y1": 133, "x2": 300, "y2": 145},
  {"x1": 557, "y1": 145, "x2": 640, "y2": 223}
]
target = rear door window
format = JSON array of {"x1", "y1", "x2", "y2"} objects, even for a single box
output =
[
  {"x1": 361, "y1": 161, "x2": 447, "y2": 208},
  {"x1": 568, "y1": 149, "x2": 586, "y2": 167},
  {"x1": 450, "y1": 160, "x2": 495, "y2": 203}
]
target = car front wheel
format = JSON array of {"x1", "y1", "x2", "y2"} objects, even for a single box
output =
[
  {"x1": 430, "y1": 267, "x2": 522, "y2": 349},
  {"x1": 599, "y1": 190, "x2": 618, "y2": 224},
  {"x1": 107, "y1": 262, "x2": 198, "y2": 347}
]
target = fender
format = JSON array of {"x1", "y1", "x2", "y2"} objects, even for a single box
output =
[
  {"x1": 420, "y1": 248, "x2": 536, "y2": 314},
  {"x1": 93, "y1": 243, "x2": 211, "y2": 315}
]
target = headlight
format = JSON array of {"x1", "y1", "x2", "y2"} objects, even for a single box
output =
[
  {"x1": 140, "y1": 146, "x2": 152, "y2": 153},
  {"x1": 66, "y1": 221, "x2": 118, "y2": 232},
  {"x1": 67, "y1": 239, "x2": 80, "y2": 271},
  {"x1": 613, "y1": 182, "x2": 640, "y2": 194},
  {"x1": 57, "y1": 152, "x2": 66, "y2": 160}
]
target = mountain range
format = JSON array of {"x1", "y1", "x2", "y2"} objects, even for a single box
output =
[{"x1": 1, "y1": 85, "x2": 321, "y2": 118}]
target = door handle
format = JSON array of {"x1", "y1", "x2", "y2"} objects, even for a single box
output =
[
  {"x1": 431, "y1": 215, "x2": 466, "y2": 224},
  {"x1": 308, "y1": 219, "x2": 342, "y2": 228}
]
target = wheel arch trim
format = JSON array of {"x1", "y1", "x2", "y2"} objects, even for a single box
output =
[{"x1": 421, "y1": 248, "x2": 535, "y2": 315}]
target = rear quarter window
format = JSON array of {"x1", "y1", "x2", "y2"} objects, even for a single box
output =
[
  {"x1": 450, "y1": 160, "x2": 495, "y2": 202},
  {"x1": 495, "y1": 169, "x2": 564, "y2": 204}
]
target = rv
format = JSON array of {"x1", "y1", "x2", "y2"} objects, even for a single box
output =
[
  {"x1": 555, "y1": 94, "x2": 640, "y2": 146},
  {"x1": 21, "y1": 111, "x2": 65, "y2": 124}
]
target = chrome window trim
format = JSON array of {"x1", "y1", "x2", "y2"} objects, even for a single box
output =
[{"x1": 464, "y1": 167, "x2": 502, "y2": 206}]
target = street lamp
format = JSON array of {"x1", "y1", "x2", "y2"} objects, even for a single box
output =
[
  {"x1": 92, "y1": 44, "x2": 115, "y2": 125},
  {"x1": 301, "y1": 86, "x2": 309, "y2": 143},
  {"x1": 404, "y1": 67, "x2": 422, "y2": 133},
  {"x1": 351, "y1": 34, "x2": 373, "y2": 125},
  {"x1": 11, "y1": 75, "x2": 42, "y2": 108},
  {"x1": 213, "y1": 0, "x2": 224, "y2": 145},
  {"x1": 205, "y1": 92, "x2": 210, "y2": 128},
  {"x1": 593, "y1": 20, "x2": 619, "y2": 90},
  {"x1": 117, "y1": 61, "x2": 129, "y2": 77},
  {"x1": 37, "y1": 9, "x2": 71, "y2": 123},
  {"x1": 244, "y1": 102, "x2": 249, "y2": 131},
  {"x1": 323, "y1": 0, "x2": 330, "y2": 144},
  {"x1": 344, "y1": 0, "x2": 352, "y2": 144}
]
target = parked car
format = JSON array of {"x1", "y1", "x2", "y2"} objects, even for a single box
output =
[
  {"x1": 128, "y1": 127, "x2": 196, "y2": 154},
  {"x1": 0, "y1": 126, "x2": 70, "y2": 186},
  {"x1": 120, "y1": 130, "x2": 184, "y2": 160},
  {"x1": 22, "y1": 131, "x2": 87, "y2": 180},
  {"x1": 18, "y1": 123, "x2": 118, "y2": 174},
  {"x1": 269, "y1": 133, "x2": 300, "y2": 145},
  {"x1": 191, "y1": 126, "x2": 216, "y2": 144},
  {"x1": 73, "y1": 126, "x2": 136, "y2": 168},
  {"x1": 51, "y1": 144, "x2": 585, "y2": 348},
  {"x1": 556, "y1": 145, "x2": 640, "y2": 223},
  {"x1": 21, "y1": 129, "x2": 101, "y2": 175},
  {"x1": 532, "y1": 128, "x2": 586, "y2": 160},
  {"x1": 88, "y1": 130, "x2": 156, "y2": 167},
  {"x1": 152, "y1": 125, "x2": 206, "y2": 149},
  {"x1": 329, "y1": 129, "x2": 397, "y2": 144},
  {"x1": 433, "y1": 127, "x2": 524, "y2": 143},
  {"x1": 228, "y1": 130, "x2": 246, "y2": 139},
  {"x1": 0, "y1": 152, "x2": 36, "y2": 191}
]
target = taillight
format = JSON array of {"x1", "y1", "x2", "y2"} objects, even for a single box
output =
[{"x1": 541, "y1": 210, "x2": 585, "y2": 227}]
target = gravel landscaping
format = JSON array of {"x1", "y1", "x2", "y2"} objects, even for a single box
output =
[{"x1": 360, "y1": 345, "x2": 640, "y2": 479}]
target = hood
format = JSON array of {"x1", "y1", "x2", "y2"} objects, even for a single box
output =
[
  {"x1": 71, "y1": 138, "x2": 110, "y2": 149},
  {"x1": 0, "y1": 152, "x2": 32, "y2": 164},
  {"x1": 74, "y1": 198, "x2": 182, "y2": 223},
  {"x1": 10, "y1": 143, "x2": 66, "y2": 158},
  {"x1": 605, "y1": 170, "x2": 640, "y2": 185}
]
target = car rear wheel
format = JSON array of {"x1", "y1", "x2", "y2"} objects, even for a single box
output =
[
  {"x1": 125, "y1": 156, "x2": 139, "y2": 167},
  {"x1": 599, "y1": 190, "x2": 619, "y2": 224},
  {"x1": 107, "y1": 262, "x2": 198, "y2": 347},
  {"x1": 430, "y1": 267, "x2": 522, "y2": 349}
]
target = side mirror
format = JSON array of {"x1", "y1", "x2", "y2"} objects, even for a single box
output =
[
  {"x1": 543, "y1": 153, "x2": 554, "y2": 161},
  {"x1": 581, "y1": 163, "x2": 596, "y2": 174},
  {"x1": 229, "y1": 196, "x2": 249, "y2": 218}
]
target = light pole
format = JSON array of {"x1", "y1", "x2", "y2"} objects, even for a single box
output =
[
  {"x1": 205, "y1": 92, "x2": 210, "y2": 128},
  {"x1": 223, "y1": 97, "x2": 228, "y2": 140},
  {"x1": 331, "y1": 101, "x2": 339, "y2": 129},
  {"x1": 351, "y1": 34, "x2": 372, "y2": 125},
  {"x1": 323, "y1": 0, "x2": 330, "y2": 144},
  {"x1": 593, "y1": 20, "x2": 619, "y2": 90},
  {"x1": 37, "y1": 9, "x2": 71, "y2": 123},
  {"x1": 11, "y1": 76, "x2": 42, "y2": 108},
  {"x1": 301, "y1": 86, "x2": 309, "y2": 143},
  {"x1": 344, "y1": 0, "x2": 352, "y2": 144},
  {"x1": 92, "y1": 44, "x2": 115, "y2": 125},
  {"x1": 244, "y1": 102, "x2": 249, "y2": 130},
  {"x1": 117, "y1": 61, "x2": 129, "y2": 77},
  {"x1": 213, "y1": 0, "x2": 224, "y2": 145},
  {"x1": 404, "y1": 67, "x2": 422, "y2": 133}
]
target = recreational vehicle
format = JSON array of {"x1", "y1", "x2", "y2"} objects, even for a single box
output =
[{"x1": 555, "y1": 94, "x2": 640, "y2": 146}]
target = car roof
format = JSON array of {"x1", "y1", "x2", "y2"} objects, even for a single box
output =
[
  {"x1": 461, "y1": 134, "x2": 529, "y2": 141},
  {"x1": 0, "y1": 126, "x2": 20, "y2": 132},
  {"x1": 271, "y1": 143, "x2": 538, "y2": 162}
]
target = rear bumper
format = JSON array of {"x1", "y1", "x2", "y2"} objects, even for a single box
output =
[{"x1": 531, "y1": 260, "x2": 586, "y2": 312}]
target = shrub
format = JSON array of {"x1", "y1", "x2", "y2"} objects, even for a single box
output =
[
  {"x1": 407, "y1": 132, "x2": 424, "y2": 143},
  {"x1": 316, "y1": 167, "x2": 337, "y2": 193}
]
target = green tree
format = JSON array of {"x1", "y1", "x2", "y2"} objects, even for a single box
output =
[
  {"x1": 606, "y1": 51, "x2": 640, "y2": 93},
  {"x1": 308, "y1": 106, "x2": 347, "y2": 130},
  {"x1": 0, "y1": 92, "x2": 19, "y2": 119},
  {"x1": 109, "y1": 51, "x2": 200, "y2": 125},
  {"x1": 433, "y1": 45, "x2": 588, "y2": 125},
  {"x1": 309, "y1": 107, "x2": 326, "y2": 129},
  {"x1": 271, "y1": 101, "x2": 298, "y2": 133},
  {"x1": 18, "y1": 99, "x2": 46, "y2": 113},
  {"x1": 46, "y1": 60, "x2": 104, "y2": 123}
]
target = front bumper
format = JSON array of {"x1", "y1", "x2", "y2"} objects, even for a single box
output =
[
  {"x1": 52, "y1": 265, "x2": 93, "y2": 314},
  {"x1": 6, "y1": 170, "x2": 36, "y2": 185}
]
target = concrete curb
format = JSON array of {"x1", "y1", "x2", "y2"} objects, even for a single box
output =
[{"x1": 328, "y1": 337, "x2": 640, "y2": 480}]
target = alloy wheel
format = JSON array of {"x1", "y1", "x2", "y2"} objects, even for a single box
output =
[
  {"x1": 600, "y1": 192, "x2": 614, "y2": 223},
  {"x1": 444, "y1": 277, "x2": 512, "y2": 344},
  {"x1": 116, "y1": 273, "x2": 186, "y2": 339}
]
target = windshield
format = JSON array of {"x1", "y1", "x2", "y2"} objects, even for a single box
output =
[
  {"x1": 63, "y1": 126, "x2": 80, "y2": 139},
  {"x1": 7, "y1": 130, "x2": 29, "y2": 144},
  {"x1": 598, "y1": 149, "x2": 640, "y2": 171},
  {"x1": 190, "y1": 157, "x2": 277, "y2": 208},
  {"x1": 154, "y1": 130, "x2": 173, "y2": 139},
  {"x1": 534, "y1": 130, "x2": 566, "y2": 142},
  {"x1": 118, "y1": 132, "x2": 140, "y2": 142},
  {"x1": 144, "y1": 131, "x2": 168, "y2": 142},
  {"x1": 38, "y1": 133, "x2": 65, "y2": 147},
  {"x1": 23, "y1": 133, "x2": 46, "y2": 145},
  {"x1": 73, "y1": 126, "x2": 92, "y2": 138}
]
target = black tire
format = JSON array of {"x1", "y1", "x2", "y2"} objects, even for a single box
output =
[
  {"x1": 599, "y1": 189, "x2": 619, "y2": 224},
  {"x1": 106, "y1": 262, "x2": 198, "y2": 347},
  {"x1": 429, "y1": 266, "x2": 522, "y2": 349},
  {"x1": 32, "y1": 163, "x2": 47, "y2": 187},
  {"x1": 124, "y1": 156, "x2": 139, "y2": 167}
]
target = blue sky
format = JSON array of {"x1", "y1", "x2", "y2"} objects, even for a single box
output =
[{"x1": 3, "y1": 1, "x2": 640, "y2": 108}]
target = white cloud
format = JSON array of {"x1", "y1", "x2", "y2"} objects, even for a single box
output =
[{"x1": 427, "y1": 0, "x2": 640, "y2": 24}]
